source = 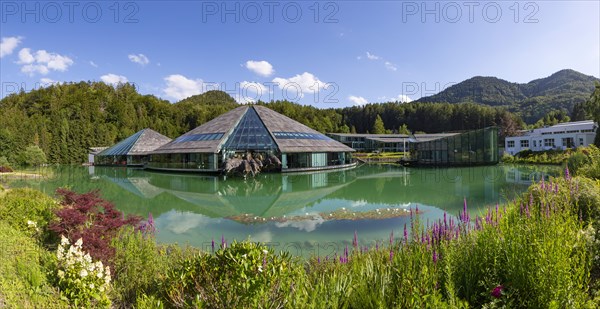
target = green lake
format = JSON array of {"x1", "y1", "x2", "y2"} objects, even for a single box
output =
[{"x1": 5, "y1": 164, "x2": 560, "y2": 257}]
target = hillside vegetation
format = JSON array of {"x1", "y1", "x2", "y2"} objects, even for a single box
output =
[
  {"x1": 1, "y1": 69, "x2": 598, "y2": 164},
  {"x1": 417, "y1": 69, "x2": 599, "y2": 123}
]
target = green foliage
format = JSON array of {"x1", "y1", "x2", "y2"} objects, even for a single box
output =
[
  {"x1": 0, "y1": 188, "x2": 58, "y2": 241},
  {"x1": 511, "y1": 149, "x2": 573, "y2": 165},
  {"x1": 583, "y1": 82, "x2": 600, "y2": 146},
  {"x1": 0, "y1": 221, "x2": 68, "y2": 308},
  {"x1": 398, "y1": 123, "x2": 410, "y2": 135},
  {"x1": 417, "y1": 69, "x2": 599, "y2": 123},
  {"x1": 55, "y1": 236, "x2": 111, "y2": 307},
  {"x1": 0, "y1": 155, "x2": 10, "y2": 168},
  {"x1": 164, "y1": 241, "x2": 304, "y2": 308},
  {"x1": 569, "y1": 145, "x2": 600, "y2": 179},
  {"x1": 20, "y1": 145, "x2": 47, "y2": 166},
  {"x1": 110, "y1": 227, "x2": 176, "y2": 306},
  {"x1": 501, "y1": 152, "x2": 514, "y2": 163},
  {"x1": 372, "y1": 114, "x2": 386, "y2": 134}
]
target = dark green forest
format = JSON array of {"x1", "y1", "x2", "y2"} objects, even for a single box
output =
[
  {"x1": 1, "y1": 71, "x2": 598, "y2": 164},
  {"x1": 416, "y1": 69, "x2": 599, "y2": 123}
]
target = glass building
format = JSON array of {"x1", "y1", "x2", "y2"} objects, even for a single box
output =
[
  {"x1": 148, "y1": 105, "x2": 356, "y2": 173},
  {"x1": 410, "y1": 127, "x2": 499, "y2": 166},
  {"x1": 94, "y1": 128, "x2": 172, "y2": 166}
]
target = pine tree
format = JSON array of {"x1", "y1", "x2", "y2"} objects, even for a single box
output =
[
  {"x1": 372, "y1": 115, "x2": 385, "y2": 134},
  {"x1": 584, "y1": 82, "x2": 600, "y2": 146}
]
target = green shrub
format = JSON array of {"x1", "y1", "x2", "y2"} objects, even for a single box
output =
[
  {"x1": 0, "y1": 188, "x2": 59, "y2": 242},
  {"x1": 55, "y1": 235, "x2": 112, "y2": 308},
  {"x1": 165, "y1": 241, "x2": 305, "y2": 308},
  {"x1": 0, "y1": 221, "x2": 68, "y2": 308},
  {"x1": 568, "y1": 152, "x2": 591, "y2": 176},
  {"x1": 110, "y1": 227, "x2": 175, "y2": 306},
  {"x1": 0, "y1": 156, "x2": 11, "y2": 169},
  {"x1": 501, "y1": 153, "x2": 514, "y2": 163}
]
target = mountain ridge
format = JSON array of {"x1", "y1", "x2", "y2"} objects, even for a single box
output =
[{"x1": 416, "y1": 69, "x2": 599, "y2": 123}]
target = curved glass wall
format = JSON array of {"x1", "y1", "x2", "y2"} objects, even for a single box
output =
[{"x1": 412, "y1": 127, "x2": 498, "y2": 166}]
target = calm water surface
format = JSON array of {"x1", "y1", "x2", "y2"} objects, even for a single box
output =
[{"x1": 7, "y1": 164, "x2": 560, "y2": 257}]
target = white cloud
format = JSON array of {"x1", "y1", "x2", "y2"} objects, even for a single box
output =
[
  {"x1": 100, "y1": 73, "x2": 128, "y2": 84},
  {"x1": 275, "y1": 215, "x2": 325, "y2": 232},
  {"x1": 377, "y1": 94, "x2": 412, "y2": 103},
  {"x1": 348, "y1": 95, "x2": 368, "y2": 106},
  {"x1": 0, "y1": 36, "x2": 22, "y2": 58},
  {"x1": 128, "y1": 53, "x2": 150, "y2": 66},
  {"x1": 39, "y1": 78, "x2": 58, "y2": 87},
  {"x1": 163, "y1": 74, "x2": 204, "y2": 101},
  {"x1": 18, "y1": 48, "x2": 35, "y2": 63},
  {"x1": 89, "y1": 61, "x2": 98, "y2": 67},
  {"x1": 272, "y1": 72, "x2": 326, "y2": 98},
  {"x1": 366, "y1": 51, "x2": 380, "y2": 60},
  {"x1": 385, "y1": 61, "x2": 397, "y2": 71},
  {"x1": 245, "y1": 60, "x2": 274, "y2": 77},
  {"x1": 17, "y1": 48, "x2": 73, "y2": 76}
]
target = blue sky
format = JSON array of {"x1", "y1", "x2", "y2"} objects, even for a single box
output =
[{"x1": 1, "y1": 1, "x2": 599, "y2": 107}]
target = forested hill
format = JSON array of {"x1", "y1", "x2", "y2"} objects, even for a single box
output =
[
  {"x1": 416, "y1": 69, "x2": 599, "y2": 123},
  {"x1": 0, "y1": 81, "x2": 555, "y2": 164}
]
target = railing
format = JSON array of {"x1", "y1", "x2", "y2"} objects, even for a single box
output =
[{"x1": 146, "y1": 162, "x2": 212, "y2": 170}]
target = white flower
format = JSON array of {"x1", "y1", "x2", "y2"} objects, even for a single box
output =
[
  {"x1": 84, "y1": 253, "x2": 92, "y2": 264},
  {"x1": 242, "y1": 254, "x2": 247, "y2": 258},
  {"x1": 262, "y1": 250, "x2": 268, "y2": 254},
  {"x1": 75, "y1": 238, "x2": 83, "y2": 247},
  {"x1": 99, "y1": 286, "x2": 105, "y2": 292},
  {"x1": 89, "y1": 283, "x2": 95, "y2": 289},
  {"x1": 27, "y1": 220, "x2": 37, "y2": 228},
  {"x1": 57, "y1": 270, "x2": 64, "y2": 278},
  {"x1": 258, "y1": 266, "x2": 263, "y2": 272},
  {"x1": 80, "y1": 269, "x2": 88, "y2": 278},
  {"x1": 60, "y1": 235, "x2": 69, "y2": 246},
  {"x1": 96, "y1": 272, "x2": 103, "y2": 279}
]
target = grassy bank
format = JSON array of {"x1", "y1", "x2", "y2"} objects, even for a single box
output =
[{"x1": 1, "y1": 162, "x2": 600, "y2": 307}]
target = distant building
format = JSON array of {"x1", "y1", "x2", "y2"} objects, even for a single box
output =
[
  {"x1": 329, "y1": 127, "x2": 500, "y2": 166},
  {"x1": 504, "y1": 120, "x2": 597, "y2": 155},
  {"x1": 95, "y1": 129, "x2": 172, "y2": 166},
  {"x1": 327, "y1": 133, "x2": 458, "y2": 152},
  {"x1": 88, "y1": 147, "x2": 108, "y2": 164}
]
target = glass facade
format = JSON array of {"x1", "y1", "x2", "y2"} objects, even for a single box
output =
[
  {"x1": 174, "y1": 133, "x2": 224, "y2": 143},
  {"x1": 283, "y1": 152, "x2": 353, "y2": 169},
  {"x1": 223, "y1": 107, "x2": 278, "y2": 151},
  {"x1": 273, "y1": 132, "x2": 333, "y2": 141},
  {"x1": 147, "y1": 153, "x2": 217, "y2": 170},
  {"x1": 411, "y1": 127, "x2": 499, "y2": 166}
]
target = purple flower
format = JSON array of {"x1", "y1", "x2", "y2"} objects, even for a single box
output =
[
  {"x1": 376, "y1": 241, "x2": 379, "y2": 251},
  {"x1": 491, "y1": 285, "x2": 504, "y2": 298},
  {"x1": 390, "y1": 230, "x2": 394, "y2": 246},
  {"x1": 211, "y1": 238, "x2": 215, "y2": 253},
  {"x1": 389, "y1": 249, "x2": 394, "y2": 262},
  {"x1": 403, "y1": 224, "x2": 408, "y2": 244},
  {"x1": 432, "y1": 249, "x2": 438, "y2": 264},
  {"x1": 353, "y1": 230, "x2": 358, "y2": 248},
  {"x1": 565, "y1": 166, "x2": 571, "y2": 180}
]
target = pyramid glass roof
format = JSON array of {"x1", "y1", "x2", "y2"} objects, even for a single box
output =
[
  {"x1": 222, "y1": 107, "x2": 278, "y2": 151},
  {"x1": 98, "y1": 130, "x2": 145, "y2": 156}
]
